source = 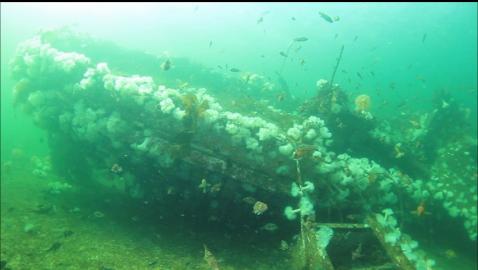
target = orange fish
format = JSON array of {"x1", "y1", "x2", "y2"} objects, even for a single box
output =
[
  {"x1": 411, "y1": 201, "x2": 431, "y2": 217},
  {"x1": 416, "y1": 201, "x2": 425, "y2": 216},
  {"x1": 293, "y1": 145, "x2": 316, "y2": 160}
]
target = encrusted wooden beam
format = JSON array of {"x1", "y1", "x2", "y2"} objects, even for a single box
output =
[
  {"x1": 365, "y1": 216, "x2": 415, "y2": 270},
  {"x1": 316, "y1": 223, "x2": 370, "y2": 229}
]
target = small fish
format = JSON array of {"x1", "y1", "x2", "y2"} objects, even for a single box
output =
[
  {"x1": 280, "y1": 240, "x2": 289, "y2": 251},
  {"x1": 293, "y1": 145, "x2": 316, "y2": 160},
  {"x1": 257, "y1": 17, "x2": 263, "y2": 24},
  {"x1": 63, "y1": 230, "x2": 74, "y2": 238},
  {"x1": 293, "y1": 37, "x2": 308, "y2": 42},
  {"x1": 352, "y1": 243, "x2": 363, "y2": 261},
  {"x1": 193, "y1": 6, "x2": 199, "y2": 12},
  {"x1": 318, "y1": 11, "x2": 334, "y2": 23},
  {"x1": 242, "y1": 196, "x2": 257, "y2": 205},
  {"x1": 198, "y1": 179, "x2": 210, "y2": 193},
  {"x1": 422, "y1": 33, "x2": 427, "y2": 43},
  {"x1": 294, "y1": 46, "x2": 302, "y2": 52},
  {"x1": 33, "y1": 203, "x2": 53, "y2": 214},
  {"x1": 160, "y1": 59, "x2": 171, "y2": 71},
  {"x1": 334, "y1": 33, "x2": 338, "y2": 39},
  {"x1": 409, "y1": 119, "x2": 421, "y2": 128},
  {"x1": 243, "y1": 73, "x2": 253, "y2": 84},
  {"x1": 210, "y1": 183, "x2": 222, "y2": 193},
  {"x1": 291, "y1": 17, "x2": 296, "y2": 21},
  {"x1": 394, "y1": 143, "x2": 405, "y2": 159},
  {"x1": 345, "y1": 214, "x2": 363, "y2": 221},
  {"x1": 410, "y1": 201, "x2": 431, "y2": 217},
  {"x1": 396, "y1": 100, "x2": 407, "y2": 109},
  {"x1": 46, "y1": 241, "x2": 62, "y2": 252},
  {"x1": 93, "y1": 211, "x2": 105, "y2": 218},
  {"x1": 279, "y1": 51, "x2": 288, "y2": 57},
  {"x1": 370, "y1": 71, "x2": 375, "y2": 77},
  {"x1": 217, "y1": 65, "x2": 223, "y2": 69},
  {"x1": 441, "y1": 100, "x2": 449, "y2": 109},
  {"x1": 443, "y1": 249, "x2": 457, "y2": 259},
  {"x1": 230, "y1": 68, "x2": 240, "y2": 72},
  {"x1": 300, "y1": 59, "x2": 305, "y2": 66},
  {"x1": 356, "y1": 72, "x2": 363, "y2": 80},
  {"x1": 147, "y1": 260, "x2": 158, "y2": 267},
  {"x1": 260, "y1": 223, "x2": 279, "y2": 232},
  {"x1": 209, "y1": 40, "x2": 213, "y2": 48},
  {"x1": 354, "y1": 35, "x2": 359, "y2": 42},
  {"x1": 416, "y1": 75, "x2": 426, "y2": 82},
  {"x1": 333, "y1": 16, "x2": 340, "y2": 22}
]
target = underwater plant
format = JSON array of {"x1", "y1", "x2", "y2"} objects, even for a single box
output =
[{"x1": 181, "y1": 92, "x2": 209, "y2": 132}]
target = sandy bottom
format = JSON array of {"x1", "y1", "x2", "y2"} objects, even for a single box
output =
[{"x1": 1, "y1": 162, "x2": 476, "y2": 270}]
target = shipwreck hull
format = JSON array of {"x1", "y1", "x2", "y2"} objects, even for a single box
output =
[{"x1": 9, "y1": 29, "x2": 476, "y2": 269}]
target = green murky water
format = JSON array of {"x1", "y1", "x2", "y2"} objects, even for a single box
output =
[{"x1": 1, "y1": 3, "x2": 477, "y2": 270}]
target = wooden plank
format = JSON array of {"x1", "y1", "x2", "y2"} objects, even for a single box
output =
[
  {"x1": 365, "y1": 216, "x2": 415, "y2": 270},
  {"x1": 316, "y1": 223, "x2": 370, "y2": 229}
]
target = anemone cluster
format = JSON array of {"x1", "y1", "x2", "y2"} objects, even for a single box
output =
[
  {"x1": 9, "y1": 29, "x2": 477, "y2": 255},
  {"x1": 375, "y1": 209, "x2": 436, "y2": 270}
]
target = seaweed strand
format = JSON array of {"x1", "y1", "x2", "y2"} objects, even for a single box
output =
[{"x1": 329, "y1": 45, "x2": 345, "y2": 87}]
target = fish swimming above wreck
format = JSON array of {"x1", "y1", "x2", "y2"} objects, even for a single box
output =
[
  {"x1": 1, "y1": 3, "x2": 477, "y2": 270},
  {"x1": 293, "y1": 37, "x2": 308, "y2": 42},
  {"x1": 160, "y1": 59, "x2": 171, "y2": 71},
  {"x1": 318, "y1": 11, "x2": 334, "y2": 23}
]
